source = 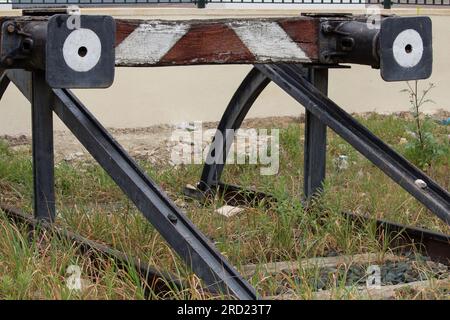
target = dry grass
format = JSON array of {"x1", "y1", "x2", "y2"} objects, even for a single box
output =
[{"x1": 0, "y1": 113, "x2": 448, "y2": 299}]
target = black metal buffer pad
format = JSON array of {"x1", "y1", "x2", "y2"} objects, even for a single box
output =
[
  {"x1": 380, "y1": 16, "x2": 432, "y2": 81},
  {"x1": 46, "y1": 15, "x2": 115, "y2": 88},
  {"x1": 320, "y1": 16, "x2": 432, "y2": 82}
]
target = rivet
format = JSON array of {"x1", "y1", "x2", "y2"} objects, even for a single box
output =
[
  {"x1": 168, "y1": 213, "x2": 178, "y2": 224},
  {"x1": 414, "y1": 179, "x2": 427, "y2": 189},
  {"x1": 6, "y1": 23, "x2": 15, "y2": 34}
]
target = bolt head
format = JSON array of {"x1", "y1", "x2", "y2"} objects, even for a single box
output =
[
  {"x1": 321, "y1": 23, "x2": 333, "y2": 34},
  {"x1": 6, "y1": 24, "x2": 15, "y2": 33}
]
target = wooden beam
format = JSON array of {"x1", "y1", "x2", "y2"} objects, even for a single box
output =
[
  {"x1": 114, "y1": 17, "x2": 320, "y2": 67},
  {"x1": 241, "y1": 253, "x2": 402, "y2": 278}
]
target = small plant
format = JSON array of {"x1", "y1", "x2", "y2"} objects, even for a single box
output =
[{"x1": 401, "y1": 81, "x2": 448, "y2": 169}]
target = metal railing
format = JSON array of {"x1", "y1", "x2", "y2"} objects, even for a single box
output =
[{"x1": 3, "y1": 0, "x2": 450, "y2": 10}]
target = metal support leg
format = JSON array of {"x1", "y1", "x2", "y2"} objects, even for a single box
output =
[
  {"x1": 304, "y1": 68, "x2": 328, "y2": 200},
  {"x1": 31, "y1": 71, "x2": 55, "y2": 222}
]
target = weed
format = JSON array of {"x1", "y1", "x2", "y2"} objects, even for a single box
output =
[{"x1": 401, "y1": 81, "x2": 449, "y2": 169}]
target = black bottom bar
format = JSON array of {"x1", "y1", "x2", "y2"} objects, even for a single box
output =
[{"x1": 215, "y1": 183, "x2": 450, "y2": 264}]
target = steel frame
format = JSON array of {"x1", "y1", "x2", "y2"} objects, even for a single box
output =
[
  {"x1": 197, "y1": 65, "x2": 330, "y2": 201},
  {"x1": 0, "y1": 12, "x2": 448, "y2": 300},
  {"x1": 2, "y1": 69, "x2": 257, "y2": 300},
  {"x1": 1, "y1": 64, "x2": 449, "y2": 300},
  {"x1": 195, "y1": 65, "x2": 450, "y2": 226}
]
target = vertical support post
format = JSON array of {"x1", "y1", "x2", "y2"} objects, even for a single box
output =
[
  {"x1": 31, "y1": 71, "x2": 56, "y2": 222},
  {"x1": 304, "y1": 67, "x2": 328, "y2": 200}
]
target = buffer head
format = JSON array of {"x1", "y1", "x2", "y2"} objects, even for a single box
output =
[
  {"x1": 46, "y1": 15, "x2": 115, "y2": 88},
  {"x1": 380, "y1": 16, "x2": 432, "y2": 82}
]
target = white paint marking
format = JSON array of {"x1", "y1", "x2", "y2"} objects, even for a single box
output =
[
  {"x1": 393, "y1": 29, "x2": 424, "y2": 68},
  {"x1": 63, "y1": 28, "x2": 102, "y2": 72},
  {"x1": 229, "y1": 21, "x2": 310, "y2": 62},
  {"x1": 215, "y1": 205, "x2": 244, "y2": 218},
  {"x1": 115, "y1": 22, "x2": 190, "y2": 65}
]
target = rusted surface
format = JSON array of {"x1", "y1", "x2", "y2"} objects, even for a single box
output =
[
  {"x1": 278, "y1": 18, "x2": 319, "y2": 61},
  {"x1": 114, "y1": 17, "x2": 321, "y2": 66},
  {"x1": 159, "y1": 22, "x2": 255, "y2": 66}
]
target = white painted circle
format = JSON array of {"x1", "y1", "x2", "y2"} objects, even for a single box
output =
[
  {"x1": 392, "y1": 29, "x2": 424, "y2": 68},
  {"x1": 62, "y1": 28, "x2": 102, "y2": 72}
]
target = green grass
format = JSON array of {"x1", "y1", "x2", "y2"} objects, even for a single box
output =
[{"x1": 0, "y1": 113, "x2": 448, "y2": 299}]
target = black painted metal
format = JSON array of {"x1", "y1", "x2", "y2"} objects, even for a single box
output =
[
  {"x1": 0, "y1": 72, "x2": 11, "y2": 100},
  {"x1": 256, "y1": 63, "x2": 450, "y2": 225},
  {"x1": 304, "y1": 68, "x2": 328, "y2": 200},
  {"x1": 46, "y1": 15, "x2": 116, "y2": 88},
  {"x1": 343, "y1": 211, "x2": 450, "y2": 264},
  {"x1": 379, "y1": 17, "x2": 433, "y2": 81},
  {"x1": 8, "y1": 0, "x2": 450, "y2": 8},
  {"x1": 6, "y1": 70, "x2": 32, "y2": 99},
  {"x1": 198, "y1": 67, "x2": 270, "y2": 193},
  {"x1": 7, "y1": 70, "x2": 257, "y2": 299},
  {"x1": 31, "y1": 71, "x2": 56, "y2": 222},
  {"x1": 197, "y1": 65, "x2": 330, "y2": 201}
]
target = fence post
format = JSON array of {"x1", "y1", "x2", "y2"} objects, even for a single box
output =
[
  {"x1": 383, "y1": 0, "x2": 392, "y2": 9},
  {"x1": 197, "y1": 0, "x2": 206, "y2": 8}
]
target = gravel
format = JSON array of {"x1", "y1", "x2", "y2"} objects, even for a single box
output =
[{"x1": 278, "y1": 254, "x2": 449, "y2": 292}]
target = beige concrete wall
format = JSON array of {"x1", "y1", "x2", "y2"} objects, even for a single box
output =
[{"x1": 1, "y1": 9, "x2": 449, "y2": 135}]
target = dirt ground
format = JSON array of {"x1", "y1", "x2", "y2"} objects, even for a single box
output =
[
  {"x1": 0, "y1": 116, "x2": 301, "y2": 164},
  {"x1": 1, "y1": 110, "x2": 449, "y2": 166}
]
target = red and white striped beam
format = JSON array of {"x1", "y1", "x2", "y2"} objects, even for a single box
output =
[
  {"x1": 3, "y1": 14, "x2": 431, "y2": 83},
  {"x1": 114, "y1": 17, "x2": 320, "y2": 66}
]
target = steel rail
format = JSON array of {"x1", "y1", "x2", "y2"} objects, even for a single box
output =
[{"x1": 210, "y1": 183, "x2": 450, "y2": 264}]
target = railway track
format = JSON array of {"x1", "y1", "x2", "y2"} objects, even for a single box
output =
[
  {"x1": 0, "y1": 204, "x2": 186, "y2": 297},
  {"x1": 1, "y1": 202, "x2": 448, "y2": 299}
]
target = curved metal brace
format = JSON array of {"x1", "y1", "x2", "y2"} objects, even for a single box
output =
[{"x1": 198, "y1": 67, "x2": 271, "y2": 192}]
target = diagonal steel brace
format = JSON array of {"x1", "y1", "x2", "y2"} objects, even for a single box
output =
[
  {"x1": 6, "y1": 70, "x2": 257, "y2": 300},
  {"x1": 256, "y1": 64, "x2": 450, "y2": 225}
]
